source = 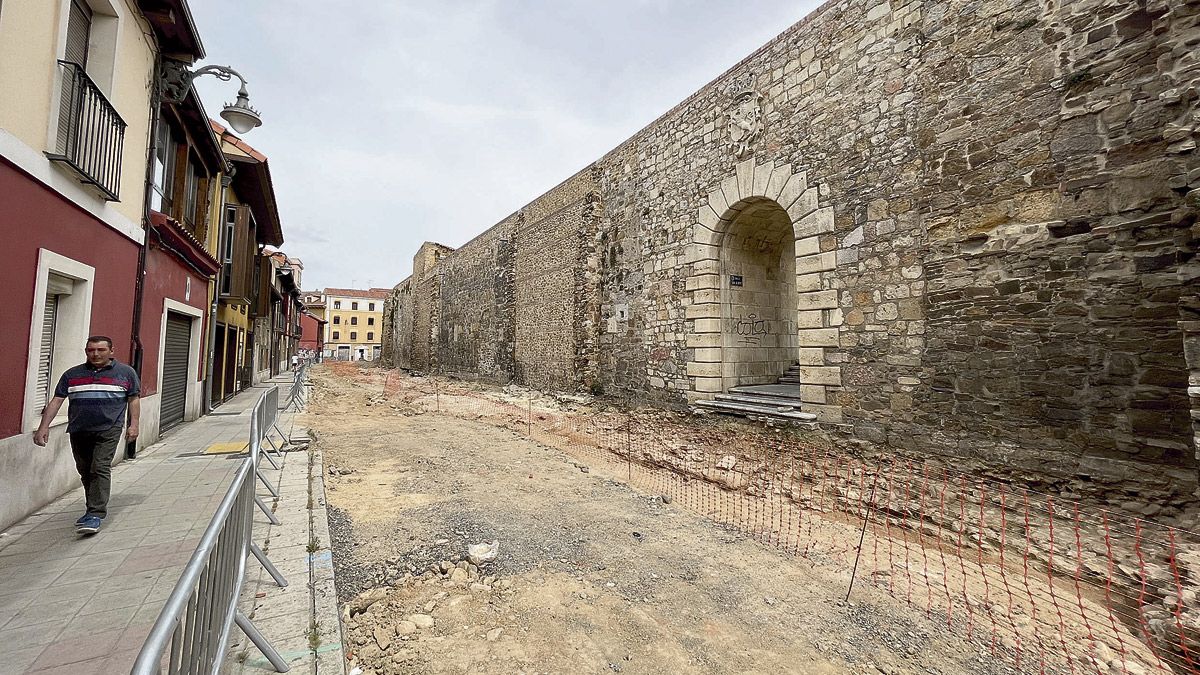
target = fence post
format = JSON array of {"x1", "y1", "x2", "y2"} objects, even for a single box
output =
[
  {"x1": 845, "y1": 463, "x2": 881, "y2": 602},
  {"x1": 626, "y1": 414, "x2": 632, "y2": 483},
  {"x1": 526, "y1": 388, "x2": 532, "y2": 438}
]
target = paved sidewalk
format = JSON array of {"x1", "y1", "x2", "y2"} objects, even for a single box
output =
[
  {"x1": 0, "y1": 379, "x2": 295, "y2": 675},
  {"x1": 224, "y1": 438, "x2": 345, "y2": 674}
]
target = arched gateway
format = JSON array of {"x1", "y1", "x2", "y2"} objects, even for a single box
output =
[{"x1": 685, "y1": 158, "x2": 842, "y2": 422}]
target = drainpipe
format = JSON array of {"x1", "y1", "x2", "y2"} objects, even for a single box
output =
[
  {"x1": 130, "y1": 59, "x2": 164, "y2": 390},
  {"x1": 203, "y1": 170, "x2": 233, "y2": 412}
]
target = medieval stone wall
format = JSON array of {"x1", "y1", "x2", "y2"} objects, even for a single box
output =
[
  {"x1": 383, "y1": 0, "x2": 1199, "y2": 492},
  {"x1": 513, "y1": 170, "x2": 598, "y2": 390},
  {"x1": 435, "y1": 220, "x2": 516, "y2": 381}
]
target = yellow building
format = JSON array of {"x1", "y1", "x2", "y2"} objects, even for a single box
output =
[
  {"x1": 323, "y1": 288, "x2": 388, "y2": 361},
  {"x1": 209, "y1": 121, "x2": 283, "y2": 404}
]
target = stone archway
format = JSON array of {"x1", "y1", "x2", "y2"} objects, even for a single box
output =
[{"x1": 685, "y1": 158, "x2": 842, "y2": 421}]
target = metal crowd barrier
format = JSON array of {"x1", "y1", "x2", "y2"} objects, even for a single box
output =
[{"x1": 131, "y1": 386, "x2": 292, "y2": 674}]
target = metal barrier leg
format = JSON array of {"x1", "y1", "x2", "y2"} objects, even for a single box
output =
[
  {"x1": 256, "y1": 467, "x2": 280, "y2": 498},
  {"x1": 261, "y1": 442, "x2": 282, "y2": 470},
  {"x1": 254, "y1": 495, "x2": 281, "y2": 525},
  {"x1": 265, "y1": 432, "x2": 286, "y2": 457},
  {"x1": 235, "y1": 610, "x2": 290, "y2": 673},
  {"x1": 250, "y1": 542, "x2": 289, "y2": 588},
  {"x1": 271, "y1": 422, "x2": 293, "y2": 447}
]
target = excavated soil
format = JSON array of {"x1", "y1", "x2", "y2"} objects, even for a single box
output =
[{"x1": 302, "y1": 364, "x2": 1023, "y2": 675}]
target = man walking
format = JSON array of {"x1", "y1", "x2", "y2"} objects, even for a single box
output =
[{"x1": 32, "y1": 336, "x2": 140, "y2": 535}]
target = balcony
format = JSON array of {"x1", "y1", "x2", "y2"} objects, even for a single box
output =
[{"x1": 46, "y1": 60, "x2": 127, "y2": 201}]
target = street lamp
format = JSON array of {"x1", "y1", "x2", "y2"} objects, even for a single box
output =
[{"x1": 160, "y1": 61, "x2": 263, "y2": 133}]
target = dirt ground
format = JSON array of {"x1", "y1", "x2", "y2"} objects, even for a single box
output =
[{"x1": 302, "y1": 364, "x2": 1027, "y2": 675}]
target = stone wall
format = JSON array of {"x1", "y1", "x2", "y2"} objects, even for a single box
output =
[
  {"x1": 513, "y1": 170, "x2": 599, "y2": 390},
  {"x1": 383, "y1": 0, "x2": 1199, "y2": 493}
]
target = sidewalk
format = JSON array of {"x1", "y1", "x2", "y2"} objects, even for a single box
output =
[{"x1": 0, "y1": 378, "x2": 304, "y2": 674}]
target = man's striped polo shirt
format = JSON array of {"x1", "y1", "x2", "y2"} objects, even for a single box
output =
[{"x1": 53, "y1": 360, "x2": 141, "y2": 433}]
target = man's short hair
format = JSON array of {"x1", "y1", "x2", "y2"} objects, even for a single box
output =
[{"x1": 86, "y1": 335, "x2": 113, "y2": 349}]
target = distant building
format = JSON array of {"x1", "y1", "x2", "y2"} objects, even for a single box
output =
[{"x1": 323, "y1": 288, "x2": 389, "y2": 361}]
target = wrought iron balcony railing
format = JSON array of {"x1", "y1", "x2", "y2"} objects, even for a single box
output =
[{"x1": 46, "y1": 60, "x2": 127, "y2": 201}]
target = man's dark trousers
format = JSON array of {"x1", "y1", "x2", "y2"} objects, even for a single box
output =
[{"x1": 69, "y1": 426, "x2": 123, "y2": 518}]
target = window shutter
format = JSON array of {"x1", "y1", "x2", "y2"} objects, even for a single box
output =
[
  {"x1": 230, "y1": 206, "x2": 252, "y2": 301},
  {"x1": 56, "y1": 0, "x2": 92, "y2": 154},
  {"x1": 35, "y1": 294, "x2": 59, "y2": 411},
  {"x1": 64, "y1": 0, "x2": 91, "y2": 66}
]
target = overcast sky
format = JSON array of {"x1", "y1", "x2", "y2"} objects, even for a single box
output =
[{"x1": 190, "y1": 1, "x2": 824, "y2": 291}]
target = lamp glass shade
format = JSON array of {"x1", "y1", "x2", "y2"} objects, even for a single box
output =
[{"x1": 221, "y1": 103, "x2": 262, "y2": 134}]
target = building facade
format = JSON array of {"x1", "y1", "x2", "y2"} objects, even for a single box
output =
[
  {"x1": 0, "y1": 0, "x2": 300, "y2": 529},
  {"x1": 324, "y1": 288, "x2": 387, "y2": 361},
  {"x1": 383, "y1": 0, "x2": 1200, "y2": 503}
]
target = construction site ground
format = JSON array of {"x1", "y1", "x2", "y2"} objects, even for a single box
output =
[{"x1": 302, "y1": 363, "x2": 1025, "y2": 675}]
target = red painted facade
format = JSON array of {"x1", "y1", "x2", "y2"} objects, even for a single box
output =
[
  {"x1": 0, "y1": 159, "x2": 140, "y2": 438},
  {"x1": 299, "y1": 312, "x2": 324, "y2": 353},
  {"x1": 137, "y1": 250, "x2": 212, "y2": 397}
]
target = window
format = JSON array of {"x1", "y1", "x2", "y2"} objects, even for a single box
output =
[
  {"x1": 24, "y1": 250, "x2": 94, "y2": 432},
  {"x1": 369, "y1": 303, "x2": 375, "y2": 311},
  {"x1": 350, "y1": 316, "x2": 357, "y2": 325},
  {"x1": 220, "y1": 206, "x2": 236, "y2": 295},
  {"x1": 151, "y1": 122, "x2": 178, "y2": 212},
  {"x1": 332, "y1": 331, "x2": 339, "y2": 340},
  {"x1": 332, "y1": 315, "x2": 340, "y2": 324},
  {"x1": 368, "y1": 317, "x2": 375, "y2": 326},
  {"x1": 55, "y1": 0, "x2": 92, "y2": 153},
  {"x1": 351, "y1": 301, "x2": 358, "y2": 310},
  {"x1": 333, "y1": 300, "x2": 341, "y2": 309},
  {"x1": 350, "y1": 332, "x2": 357, "y2": 341},
  {"x1": 183, "y1": 155, "x2": 201, "y2": 227},
  {"x1": 367, "y1": 332, "x2": 373, "y2": 341}
]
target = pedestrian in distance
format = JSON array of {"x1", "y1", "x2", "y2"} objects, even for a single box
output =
[{"x1": 32, "y1": 336, "x2": 141, "y2": 535}]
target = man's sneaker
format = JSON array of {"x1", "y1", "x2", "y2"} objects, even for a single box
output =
[
  {"x1": 76, "y1": 515, "x2": 102, "y2": 535},
  {"x1": 75, "y1": 514, "x2": 89, "y2": 526}
]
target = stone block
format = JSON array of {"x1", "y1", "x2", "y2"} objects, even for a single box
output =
[
  {"x1": 803, "y1": 403, "x2": 844, "y2": 423},
  {"x1": 777, "y1": 170, "x2": 808, "y2": 210},
  {"x1": 685, "y1": 243, "x2": 719, "y2": 263},
  {"x1": 796, "y1": 273, "x2": 822, "y2": 292},
  {"x1": 693, "y1": 318, "x2": 722, "y2": 333},
  {"x1": 693, "y1": 226, "x2": 722, "y2": 246},
  {"x1": 685, "y1": 274, "x2": 720, "y2": 291},
  {"x1": 788, "y1": 188, "x2": 819, "y2": 223},
  {"x1": 797, "y1": 328, "x2": 840, "y2": 347},
  {"x1": 795, "y1": 366, "x2": 841, "y2": 385},
  {"x1": 685, "y1": 333, "x2": 722, "y2": 348},
  {"x1": 753, "y1": 161, "x2": 773, "y2": 197},
  {"x1": 796, "y1": 310, "x2": 824, "y2": 329},
  {"x1": 693, "y1": 347, "x2": 722, "y2": 362},
  {"x1": 796, "y1": 290, "x2": 838, "y2": 310},
  {"x1": 799, "y1": 384, "x2": 827, "y2": 403},
  {"x1": 737, "y1": 158, "x2": 756, "y2": 198},
  {"x1": 707, "y1": 187, "x2": 730, "y2": 218},
  {"x1": 796, "y1": 347, "x2": 825, "y2": 365},
  {"x1": 720, "y1": 175, "x2": 742, "y2": 211},
  {"x1": 794, "y1": 236, "x2": 820, "y2": 257},
  {"x1": 791, "y1": 200, "x2": 827, "y2": 236},
  {"x1": 765, "y1": 164, "x2": 793, "y2": 202},
  {"x1": 795, "y1": 252, "x2": 836, "y2": 275},
  {"x1": 684, "y1": 303, "x2": 721, "y2": 319},
  {"x1": 693, "y1": 259, "x2": 720, "y2": 275},
  {"x1": 694, "y1": 376, "x2": 723, "y2": 393},
  {"x1": 687, "y1": 361, "x2": 721, "y2": 377},
  {"x1": 697, "y1": 205, "x2": 725, "y2": 232},
  {"x1": 692, "y1": 289, "x2": 720, "y2": 304}
]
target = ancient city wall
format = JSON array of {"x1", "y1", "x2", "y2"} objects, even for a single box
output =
[{"x1": 384, "y1": 0, "x2": 1199, "y2": 494}]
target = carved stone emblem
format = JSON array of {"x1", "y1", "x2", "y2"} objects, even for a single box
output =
[{"x1": 726, "y1": 74, "x2": 763, "y2": 159}]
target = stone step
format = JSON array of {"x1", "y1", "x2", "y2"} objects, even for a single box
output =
[
  {"x1": 777, "y1": 377, "x2": 802, "y2": 384},
  {"x1": 714, "y1": 392, "x2": 806, "y2": 408},
  {"x1": 692, "y1": 399, "x2": 818, "y2": 422},
  {"x1": 729, "y1": 385, "x2": 808, "y2": 401}
]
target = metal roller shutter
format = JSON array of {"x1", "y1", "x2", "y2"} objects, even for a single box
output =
[{"x1": 160, "y1": 313, "x2": 191, "y2": 430}]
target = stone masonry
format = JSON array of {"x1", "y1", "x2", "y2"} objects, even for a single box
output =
[{"x1": 383, "y1": 0, "x2": 1200, "y2": 497}]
